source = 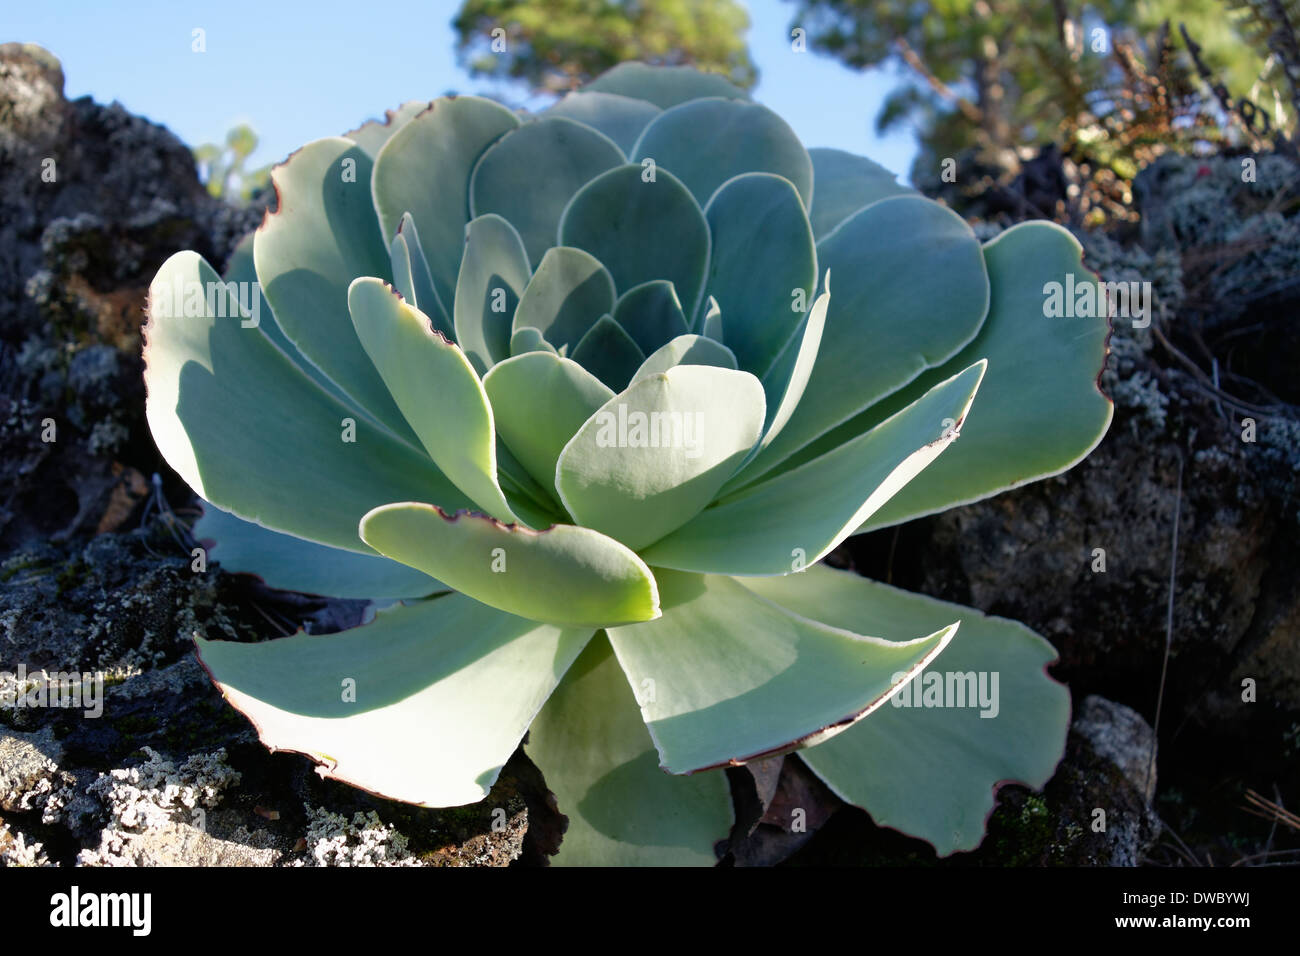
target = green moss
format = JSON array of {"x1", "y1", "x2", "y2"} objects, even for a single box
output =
[
  {"x1": 54, "y1": 558, "x2": 88, "y2": 596},
  {"x1": 989, "y1": 794, "x2": 1055, "y2": 866},
  {"x1": 0, "y1": 554, "x2": 50, "y2": 582},
  {"x1": 110, "y1": 714, "x2": 154, "y2": 742}
]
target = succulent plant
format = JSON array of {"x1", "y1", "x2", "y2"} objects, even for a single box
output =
[{"x1": 144, "y1": 63, "x2": 1111, "y2": 864}]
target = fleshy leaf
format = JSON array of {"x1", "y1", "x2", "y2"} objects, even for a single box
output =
[
  {"x1": 483, "y1": 351, "x2": 613, "y2": 496},
  {"x1": 606, "y1": 571, "x2": 957, "y2": 773},
  {"x1": 701, "y1": 295, "x2": 723, "y2": 339},
  {"x1": 391, "y1": 213, "x2": 449, "y2": 334},
  {"x1": 223, "y1": 232, "x2": 353, "y2": 409},
  {"x1": 632, "y1": 334, "x2": 737, "y2": 383},
  {"x1": 739, "y1": 565, "x2": 1069, "y2": 856},
  {"x1": 858, "y1": 221, "x2": 1114, "y2": 531},
  {"x1": 509, "y1": 326, "x2": 558, "y2": 356},
  {"x1": 634, "y1": 99, "x2": 813, "y2": 210},
  {"x1": 253, "y1": 138, "x2": 413, "y2": 440},
  {"x1": 389, "y1": 234, "x2": 419, "y2": 309},
  {"x1": 568, "y1": 314, "x2": 646, "y2": 392},
  {"x1": 555, "y1": 364, "x2": 765, "y2": 551},
  {"x1": 344, "y1": 100, "x2": 428, "y2": 159},
  {"x1": 642, "y1": 362, "x2": 985, "y2": 575},
  {"x1": 349, "y1": 278, "x2": 517, "y2": 523},
  {"x1": 144, "y1": 251, "x2": 469, "y2": 554},
  {"x1": 511, "y1": 246, "x2": 615, "y2": 353},
  {"x1": 372, "y1": 96, "x2": 520, "y2": 313},
  {"x1": 559, "y1": 164, "x2": 711, "y2": 318},
  {"x1": 499, "y1": 468, "x2": 565, "y2": 528},
  {"x1": 453, "y1": 214, "x2": 532, "y2": 375},
  {"x1": 703, "y1": 172, "x2": 816, "y2": 376},
  {"x1": 526, "y1": 634, "x2": 732, "y2": 865},
  {"x1": 752, "y1": 283, "x2": 830, "y2": 454},
  {"x1": 613, "y1": 280, "x2": 690, "y2": 355},
  {"x1": 195, "y1": 594, "x2": 592, "y2": 806},
  {"x1": 470, "y1": 117, "x2": 624, "y2": 265},
  {"x1": 360, "y1": 503, "x2": 660, "y2": 627},
  {"x1": 194, "y1": 503, "x2": 442, "y2": 600},
  {"x1": 545, "y1": 90, "x2": 663, "y2": 155},
  {"x1": 742, "y1": 196, "x2": 989, "y2": 483},
  {"x1": 582, "y1": 62, "x2": 748, "y2": 109},
  {"x1": 807, "y1": 147, "x2": 913, "y2": 239}
]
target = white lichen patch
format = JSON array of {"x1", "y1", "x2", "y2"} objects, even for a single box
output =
[
  {"x1": 0, "y1": 667, "x2": 41, "y2": 717},
  {"x1": 86, "y1": 746, "x2": 240, "y2": 831},
  {"x1": 292, "y1": 805, "x2": 418, "y2": 867},
  {"x1": 0, "y1": 726, "x2": 74, "y2": 823},
  {"x1": 23, "y1": 769, "x2": 76, "y2": 825},
  {"x1": 87, "y1": 419, "x2": 129, "y2": 456},
  {"x1": 1113, "y1": 369, "x2": 1169, "y2": 432},
  {"x1": 0, "y1": 822, "x2": 54, "y2": 866}
]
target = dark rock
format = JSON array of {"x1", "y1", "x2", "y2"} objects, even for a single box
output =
[
  {"x1": 0, "y1": 42, "x2": 263, "y2": 554},
  {"x1": 724, "y1": 755, "x2": 842, "y2": 867},
  {"x1": 781, "y1": 694, "x2": 1161, "y2": 866},
  {"x1": 0, "y1": 525, "x2": 545, "y2": 866},
  {"x1": 0, "y1": 42, "x2": 259, "y2": 348},
  {"x1": 0, "y1": 726, "x2": 63, "y2": 813},
  {"x1": 1073, "y1": 695, "x2": 1158, "y2": 802}
]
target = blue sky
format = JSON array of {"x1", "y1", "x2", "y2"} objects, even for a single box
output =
[{"x1": 8, "y1": 0, "x2": 919, "y2": 180}]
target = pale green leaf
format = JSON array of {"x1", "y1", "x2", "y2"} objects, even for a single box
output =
[
  {"x1": 703, "y1": 172, "x2": 816, "y2": 376},
  {"x1": 360, "y1": 503, "x2": 660, "y2": 627},
  {"x1": 642, "y1": 362, "x2": 985, "y2": 575},
  {"x1": 372, "y1": 96, "x2": 520, "y2": 312},
  {"x1": 742, "y1": 196, "x2": 989, "y2": 483},
  {"x1": 634, "y1": 99, "x2": 813, "y2": 210},
  {"x1": 613, "y1": 280, "x2": 690, "y2": 355},
  {"x1": 568, "y1": 314, "x2": 646, "y2": 392},
  {"x1": 508, "y1": 326, "x2": 558, "y2": 356},
  {"x1": 858, "y1": 221, "x2": 1114, "y2": 531},
  {"x1": 253, "y1": 138, "x2": 414, "y2": 440},
  {"x1": 559, "y1": 164, "x2": 711, "y2": 318},
  {"x1": 453, "y1": 214, "x2": 532, "y2": 374},
  {"x1": 607, "y1": 571, "x2": 957, "y2": 773},
  {"x1": 701, "y1": 295, "x2": 723, "y2": 339},
  {"x1": 349, "y1": 278, "x2": 517, "y2": 523},
  {"x1": 544, "y1": 90, "x2": 663, "y2": 155},
  {"x1": 145, "y1": 251, "x2": 469, "y2": 554},
  {"x1": 196, "y1": 594, "x2": 592, "y2": 806},
  {"x1": 484, "y1": 351, "x2": 613, "y2": 495},
  {"x1": 526, "y1": 634, "x2": 732, "y2": 865},
  {"x1": 344, "y1": 100, "x2": 429, "y2": 160},
  {"x1": 470, "y1": 116, "x2": 624, "y2": 264},
  {"x1": 511, "y1": 246, "x2": 615, "y2": 353},
  {"x1": 752, "y1": 283, "x2": 830, "y2": 456},
  {"x1": 556, "y1": 364, "x2": 765, "y2": 550},
  {"x1": 391, "y1": 212, "x2": 449, "y2": 334},
  {"x1": 194, "y1": 503, "x2": 442, "y2": 600},
  {"x1": 223, "y1": 232, "x2": 354, "y2": 410},
  {"x1": 582, "y1": 62, "x2": 748, "y2": 109},
  {"x1": 740, "y1": 565, "x2": 1069, "y2": 856},
  {"x1": 632, "y1": 334, "x2": 737, "y2": 383},
  {"x1": 807, "y1": 147, "x2": 913, "y2": 239}
]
